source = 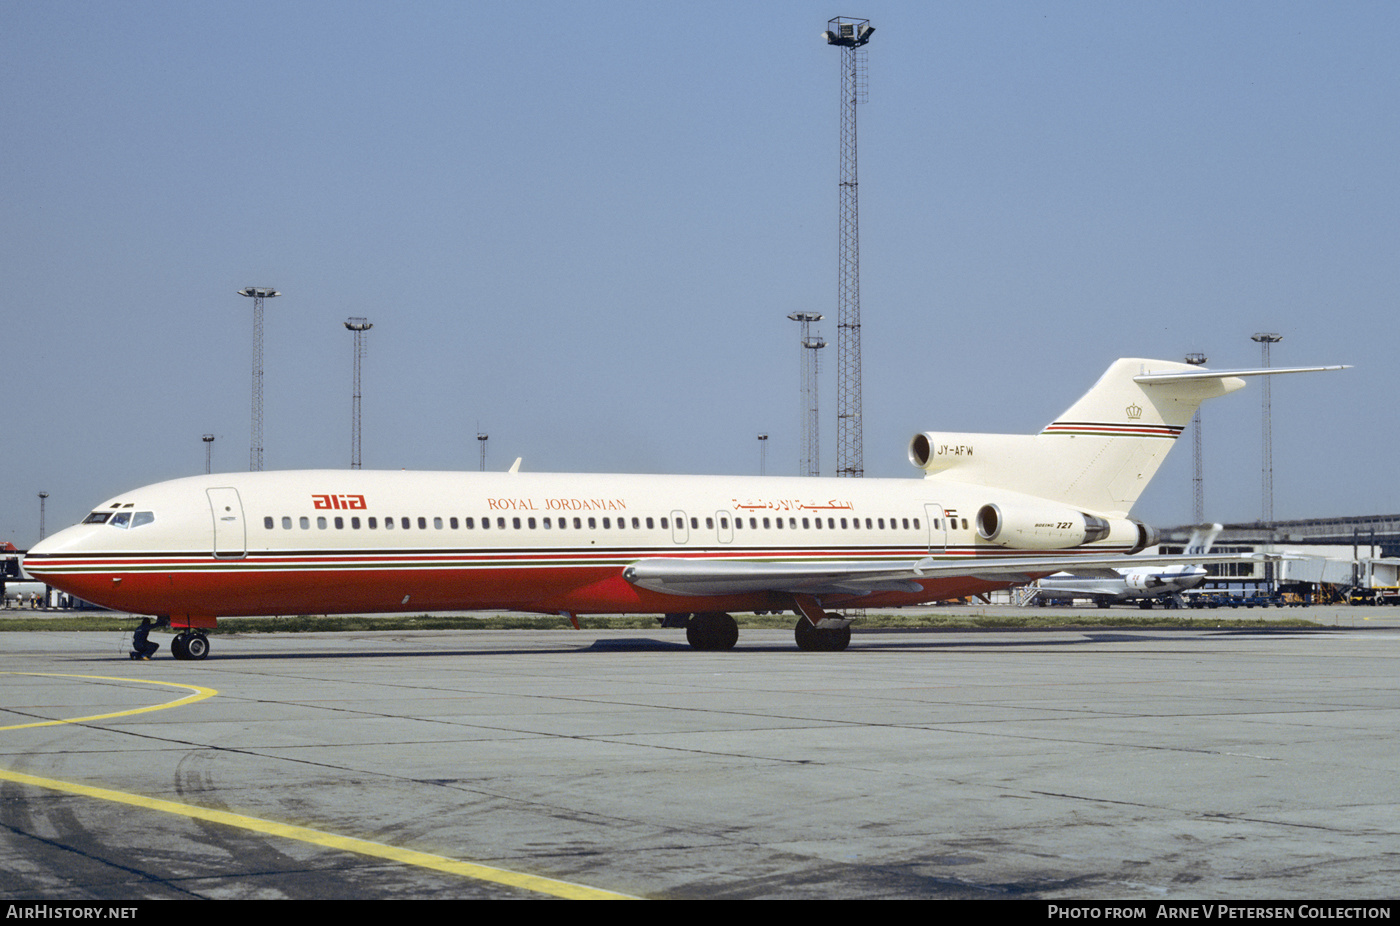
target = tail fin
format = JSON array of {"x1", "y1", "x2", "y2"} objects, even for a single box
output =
[
  {"x1": 909, "y1": 358, "x2": 1346, "y2": 516},
  {"x1": 1184, "y1": 523, "x2": 1224, "y2": 555}
]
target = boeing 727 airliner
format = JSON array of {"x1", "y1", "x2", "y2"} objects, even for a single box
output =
[{"x1": 23, "y1": 358, "x2": 1345, "y2": 658}]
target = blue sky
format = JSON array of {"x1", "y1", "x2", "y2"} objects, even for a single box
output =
[{"x1": 3, "y1": 1, "x2": 1393, "y2": 545}]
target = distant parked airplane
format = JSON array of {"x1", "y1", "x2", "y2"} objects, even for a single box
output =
[{"x1": 1031, "y1": 523, "x2": 1224, "y2": 608}]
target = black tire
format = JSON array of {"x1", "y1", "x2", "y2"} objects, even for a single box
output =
[
  {"x1": 794, "y1": 619, "x2": 850, "y2": 652},
  {"x1": 687, "y1": 612, "x2": 738, "y2": 651},
  {"x1": 171, "y1": 633, "x2": 189, "y2": 660}
]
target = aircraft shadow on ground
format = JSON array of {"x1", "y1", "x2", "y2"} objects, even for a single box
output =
[{"x1": 60, "y1": 627, "x2": 1301, "y2": 662}]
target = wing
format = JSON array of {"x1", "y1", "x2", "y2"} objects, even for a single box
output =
[{"x1": 623, "y1": 553, "x2": 1264, "y2": 598}]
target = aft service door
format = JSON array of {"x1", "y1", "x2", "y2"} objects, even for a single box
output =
[
  {"x1": 923, "y1": 503, "x2": 948, "y2": 554},
  {"x1": 207, "y1": 487, "x2": 246, "y2": 558}
]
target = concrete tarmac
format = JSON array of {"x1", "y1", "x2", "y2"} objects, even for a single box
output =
[{"x1": 2, "y1": 612, "x2": 1398, "y2": 899}]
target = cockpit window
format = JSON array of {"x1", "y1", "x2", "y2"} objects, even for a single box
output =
[
  {"x1": 105, "y1": 511, "x2": 155, "y2": 529},
  {"x1": 83, "y1": 512, "x2": 111, "y2": 524}
]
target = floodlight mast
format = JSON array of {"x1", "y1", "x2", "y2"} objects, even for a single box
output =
[
  {"x1": 1184, "y1": 353, "x2": 1207, "y2": 522},
  {"x1": 345, "y1": 318, "x2": 372, "y2": 469},
  {"x1": 824, "y1": 17, "x2": 873, "y2": 478},
  {"x1": 788, "y1": 311, "x2": 825, "y2": 476},
  {"x1": 238, "y1": 287, "x2": 280, "y2": 471},
  {"x1": 1251, "y1": 333, "x2": 1282, "y2": 525}
]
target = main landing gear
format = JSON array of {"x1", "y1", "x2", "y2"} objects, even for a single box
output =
[
  {"x1": 685, "y1": 612, "x2": 739, "y2": 651},
  {"x1": 171, "y1": 630, "x2": 210, "y2": 660},
  {"x1": 793, "y1": 618, "x2": 851, "y2": 652},
  {"x1": 791, "y1": 593, "x2": 853, "y2": 651}
]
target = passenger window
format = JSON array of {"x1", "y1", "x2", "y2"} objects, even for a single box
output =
[
  {"x1": 317, "y1": 517, "x2": 328, "y2": 529},
  {"x1": 706, "y1": 517, "x2": 714, "y2": 529},
  {"x1": 646, "y1": 517, "x2": 655, "y2": 529},
  {"x1": 385, "y1": 517, "x2": 394, "y2": 529},
  {"x1": 418, "y1": 517, "x2": 427, "y2": 529},
  {"x1": 528, "y1": 517, "x2": 536, "y2": 529},
  {"x1": 480, "y1": 518, "x2": 489, "y2": 530},
  {"x1": 450, "y1": 518, "x2": 458, "y2": 529},
  {"x1": 334, "y1": 517, "x2": 344, "y2": 529},
  {"x1": 588, "y1": 517, "x2": 597, "y2": 529},
  {"x1": 368, "y1": 517, "x2": 378, "y2": 529},
  {"x1": 464, "y1": 517, "x2": 474, "y2": 529},
  {"x1": 573, "y1": 517, "x2": 582, "y2": 529},
  {"x1": 264, "y1": 516, "x2": 274, "y2": 529},
  {"x1": 352, "y1": 517, "x2": 361, "y2": 529},
  {"x1": 763, "y1": 517, "x2": 770, "y2": 529},
  {"x1": 282, "y1": 517, "x2": 292, "y2": 529},
  {"x1": 300, "y1": 516, "x2": 310, "y2": 529},
  {"x1": 513, "y1": 517, "x2": 521, "y2": 529},
  {"x1": 497, "y1": 518, "x2": 506, "y2": 529},
  {"x1": 603, "y1": 518, "x2": 611, "y2": 529},
  {"x1": 434, "y1": 517, "x2": 443, "y2": 529}
]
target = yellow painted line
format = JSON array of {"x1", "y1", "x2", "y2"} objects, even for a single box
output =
[
  {"x1": 0, "y1": 673, "x2": 635, "y2": 899},
  {"x1": 0, "y1": 672, "x2": 218, "y2": 731},
  {"x1": 0, "y1": 767, "x2": 633, "y2": 899}
]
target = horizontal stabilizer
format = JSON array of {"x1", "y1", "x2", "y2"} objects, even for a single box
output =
[{"x1": 909, "y1": 359, "x2": 1347, "y2": 516}]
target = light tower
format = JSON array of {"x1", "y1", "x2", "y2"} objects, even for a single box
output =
[
  {"x1": 202, "y1": 434, "x2": 215, "y2": 475},
  {"x1": 237, "y1": 287, "x2": 280, "y2": 471},
  {"x1": 345, "y1": 318, "x2": 372, "y2": 469},
  {"x1": 37, "y1": 492, "x2": 48, "y2": 542},
  {"x1": 477, "y1": 432, "x2": 488, "y2": 472},
  {"x1": 825, "y1": 16, "x2": 873, "y2": 478},
  {"x1": 1185, "y1": 353, "x2": 1207, "y2": 522},
  {"x1": 788, "y1": 312, "x2": 826, "y2": 476},
  {"x1": 757, "y1": 433, "x2": 768, "y2": 476},
  {"x1": 1251, "y1": 333, "x2": 1282, "y2": 524}
]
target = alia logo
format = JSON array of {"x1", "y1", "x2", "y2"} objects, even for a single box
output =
[{"x1": 312, "y1": 494, "x2": 367, "y2": 510}]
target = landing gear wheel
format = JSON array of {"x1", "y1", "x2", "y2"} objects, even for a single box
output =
[
  {"x1": 794, "y1": 619, "x2": 851, "y2": 652},
  {"x1": 183, "y1": 633, "x2": 210, "y2": 660},
  {"x1": 171, "y1": 633, "x2": 189, "y2": 660},
  {"x1": 686, "y1": 612, "x2": 739, "y2": 651}
]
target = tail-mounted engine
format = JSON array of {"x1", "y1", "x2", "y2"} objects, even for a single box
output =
[{"x1": 976, "y1": 502, "x2": 1156, "y2": 553}]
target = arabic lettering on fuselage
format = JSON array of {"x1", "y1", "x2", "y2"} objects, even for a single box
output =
[{"x1": 731, "y1": 499, "x2": 856, "y2": 512}]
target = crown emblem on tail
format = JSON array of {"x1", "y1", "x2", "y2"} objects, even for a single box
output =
[{"x1": 1125, "y1": 403, "x2": 1142, "y2": 419}]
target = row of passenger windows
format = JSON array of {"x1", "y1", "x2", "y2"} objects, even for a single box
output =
[{"x1": 261, "y1": 514, "x2": 969, "y2": 532}]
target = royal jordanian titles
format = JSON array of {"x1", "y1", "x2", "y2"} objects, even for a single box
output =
[{"x1": 24, "y1": 358, "x2": 1345, "y2": 659}]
